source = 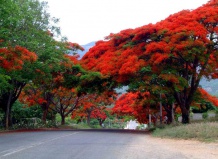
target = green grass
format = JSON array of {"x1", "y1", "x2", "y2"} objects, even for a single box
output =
[
  {"x1": 57, "y1": 123, "x2": 92, "y2": 129},
  {"x1": 152, "y1": 122, "x2": 218, "y2": 142}
]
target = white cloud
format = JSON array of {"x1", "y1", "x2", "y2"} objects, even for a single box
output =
[{"x1": 43, "y1": 0, "x2": 209, "y2": 45}]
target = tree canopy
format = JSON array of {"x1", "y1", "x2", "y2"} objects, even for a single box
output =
[
  {"x1": 0, "y1": 0, "x2": 67, "y2": 128},
  {"x1": 82, "y1": 0, "x2": 218, "y2": 123}
]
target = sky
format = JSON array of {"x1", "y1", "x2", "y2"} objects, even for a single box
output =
[{"x1": 43, "y1": 0, "x2": 209, "y2": 45}]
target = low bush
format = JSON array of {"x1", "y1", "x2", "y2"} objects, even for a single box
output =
[{"x1": 202, "y1": 112, "x2": 209, "y2": 119}]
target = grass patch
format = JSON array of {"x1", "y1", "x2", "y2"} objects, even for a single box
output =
[
  {"x1": 152, "y1": 122, "x2": 218, "y2": 142},
  {"x1": 67, "y1": 123, "x2": 92, "y2": 129}
]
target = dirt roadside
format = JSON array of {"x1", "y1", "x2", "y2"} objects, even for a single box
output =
[{"x1": 148, "y1": 136, "x2": 218, "y2": 159}]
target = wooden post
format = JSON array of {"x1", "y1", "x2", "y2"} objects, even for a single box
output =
[
  {"x1": 160, "y1": 93, "x2": 162, "y2": 124},
  {"x1": 172, "y1": 102, "x2": 175, "y2": 124},
  {"x1": 149, "y1": 113, "x2": 152, "y2": 128}
]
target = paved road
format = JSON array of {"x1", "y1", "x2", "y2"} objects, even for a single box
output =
[{"x1": 0, "y1": 129, "x2": 188, "y2": 159}]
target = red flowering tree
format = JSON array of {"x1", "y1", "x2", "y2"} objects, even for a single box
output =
[
  {"x1": 91, "y1": 108, "x2": 107, "y2": 127},
  {"x1": 197, "y1": 88, "x2": 218, "y2": 108},
  {"x1": 71, "y1": 91, "x2": 116, "y2": 126},
  {"x1": 0, "y1": 44, "x2": 37, "y2": 129},
  {"x1": 21, "y1": 41, "x2": 110, "y2": 125},
  {"x1": 82, "y1": 0, "x2": 218, "y2": 123},
  {"x1": 113, "y1": 92, "x2": 163, "y2": 124},
  {"x1": 0, "y1": 0, "x2": 66, "y2": 129},
  {"x1": 49, "y1": 87, "x2": 84, "y2": 125}
]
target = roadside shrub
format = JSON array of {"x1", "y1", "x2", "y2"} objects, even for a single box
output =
[
  {"x1": 45, "y1": 120, "x2": 57, "y2": 128},
  {"x1": 202, "y1": 112, "x2": 208, "y2": 119},
  {"x1": 215, "y1": 110, "x2": 218, "y2": 118},
  {"x1": 11, "y1": 118, "x2": 44, "y2": 129}
]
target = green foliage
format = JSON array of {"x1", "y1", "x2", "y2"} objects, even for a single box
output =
[
  {"x1": 11, "y1": 101, "x2": 43, "y2": 122},
  {"x1": 0, "y1": 0, "x2": 68, "y2": 129},
  {"x1": 0, "y1": 0, "x2": 66, "y2": 85},
  {"x1": 44, "y1": 120, "x2": 57, "y2": 128},
  {"x1": 0, "y1": 71, "x2": 11, "y2": 95},
  {"x1": 192, "y1": 102, "x2": 217, "y2": 113},
  {"x1": 79, "y1": 72, "x2": 103, "y2": 93},
  {"x1": 11, "y1": 118, "x2": 43, "y2": 129},
  {"x1": 90, "y1": 119, "x2": 102, "y2": 128},
  {"x1": 140, "y1": 66, "x2": 152, "y2": 73},
  {"x1": 0, "y1": 0, "x2": 63, "y2": 48},
  {"x1": 63, "y1": 64, "x2": 108, "y2": 95},
  {"x1": 55, "y1": 114, "x2": 72, "y2": 125},
  {"x1": 202, "y1": 112, "x2": 209, "y2": 119},
  {"x1": 63, "y1": 65, "x2": 87, "y2": 88},
  {"x1": 123, "y1": 41, "x2": 136, "y2": 49}
]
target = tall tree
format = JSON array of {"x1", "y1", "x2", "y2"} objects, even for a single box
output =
[
  {"x1": 0, "y1": 0, "x2": 65, "y2": 128},
  {"x1": 82, "y1": 0, "x2": 218, "y2": 124},
  {"x1": 0, "y1": 44, "x2": 37, "y2": 129},
  {"x1": 21, "y1": 49, "x2": 109, "y2": 125}
]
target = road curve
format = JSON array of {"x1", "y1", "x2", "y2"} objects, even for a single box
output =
[{"x1": 0, "y1": 129, "x2": 216, "y2": 159}]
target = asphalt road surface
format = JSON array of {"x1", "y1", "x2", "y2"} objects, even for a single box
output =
[{"x1": 0, "y1": 129, "x2": 195, "y2": 159}]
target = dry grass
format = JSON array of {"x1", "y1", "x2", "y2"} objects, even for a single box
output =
[{"x1": 152, "y1": 122, "x2": 218, "y2": 142}]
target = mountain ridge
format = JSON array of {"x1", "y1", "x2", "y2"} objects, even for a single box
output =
[{"x1": 77, "y1": 41, "x2": 96, "y2": 59}]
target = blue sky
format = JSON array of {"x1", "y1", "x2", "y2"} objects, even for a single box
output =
[{"x1": 43, "y1": 0, "x2": 209, "y2": 45}]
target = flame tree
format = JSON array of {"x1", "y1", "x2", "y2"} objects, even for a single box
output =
[
  {"x1": 82, "y1": 0, "x2": 218, "y2": 124},
  {"x1": 21, "y1": 42, "x2": 112, "y2": 125},
  {"x1": 0, "y1": 44, "x2": 37, "y2": 129},
  {"x1": 71, "y1": 91, "x2": 116, "y2": 126},
  {"x1": 0, "y1": 0, "x2": 66, "y2": 128}
]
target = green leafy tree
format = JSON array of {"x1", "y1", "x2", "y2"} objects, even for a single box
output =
[{"x1": 0, "y1": 0, "x2": 65, "y2": 128}]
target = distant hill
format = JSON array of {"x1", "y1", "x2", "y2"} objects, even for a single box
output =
[{"x1": 77, "y1": 41, "x2": 96, "y2": 59}]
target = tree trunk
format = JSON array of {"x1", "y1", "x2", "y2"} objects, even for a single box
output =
[
  {"x1": 180, "y1": 105, "x2": 190, "y2": 124},
  {"x1": 181, "y1": 112, "x2": 190, "y2": 124},
  {"x1": 159, "y1": 93, "x2": 163, "y2": 124},
  {"x1": 41, "y1": 92, "x2": 53, "y2": 124},
  {"x1": 42, "y1": 107, "x2": 48, "y2": 124},
  {"x1": 51, "y1": 111, "x2": 56, "y2": 122},
  {"x1": 165, "y1": 109, "x2": 172, "y2": 124},
  {"x1": 162, "y1": 103, "x2": 173, "y2": 124},
  {"x1": 87, "y1": 115, "x2": 91, "y2": 126},
  {"x1": 86, "y1": 109, "x2": 92, "y2": 126},
  {"x1": 174, "y1": 92, "x2": 191, "y2": 124},
  {"x1": 61, "y1": 115, "x2": 65, "y2": 125},
  {"x1": 5, "y1": 90, "x2": 13, "y2": 129},
  {"x1": 99, "y1": 121, "x2": 102, "y2": 127}
]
